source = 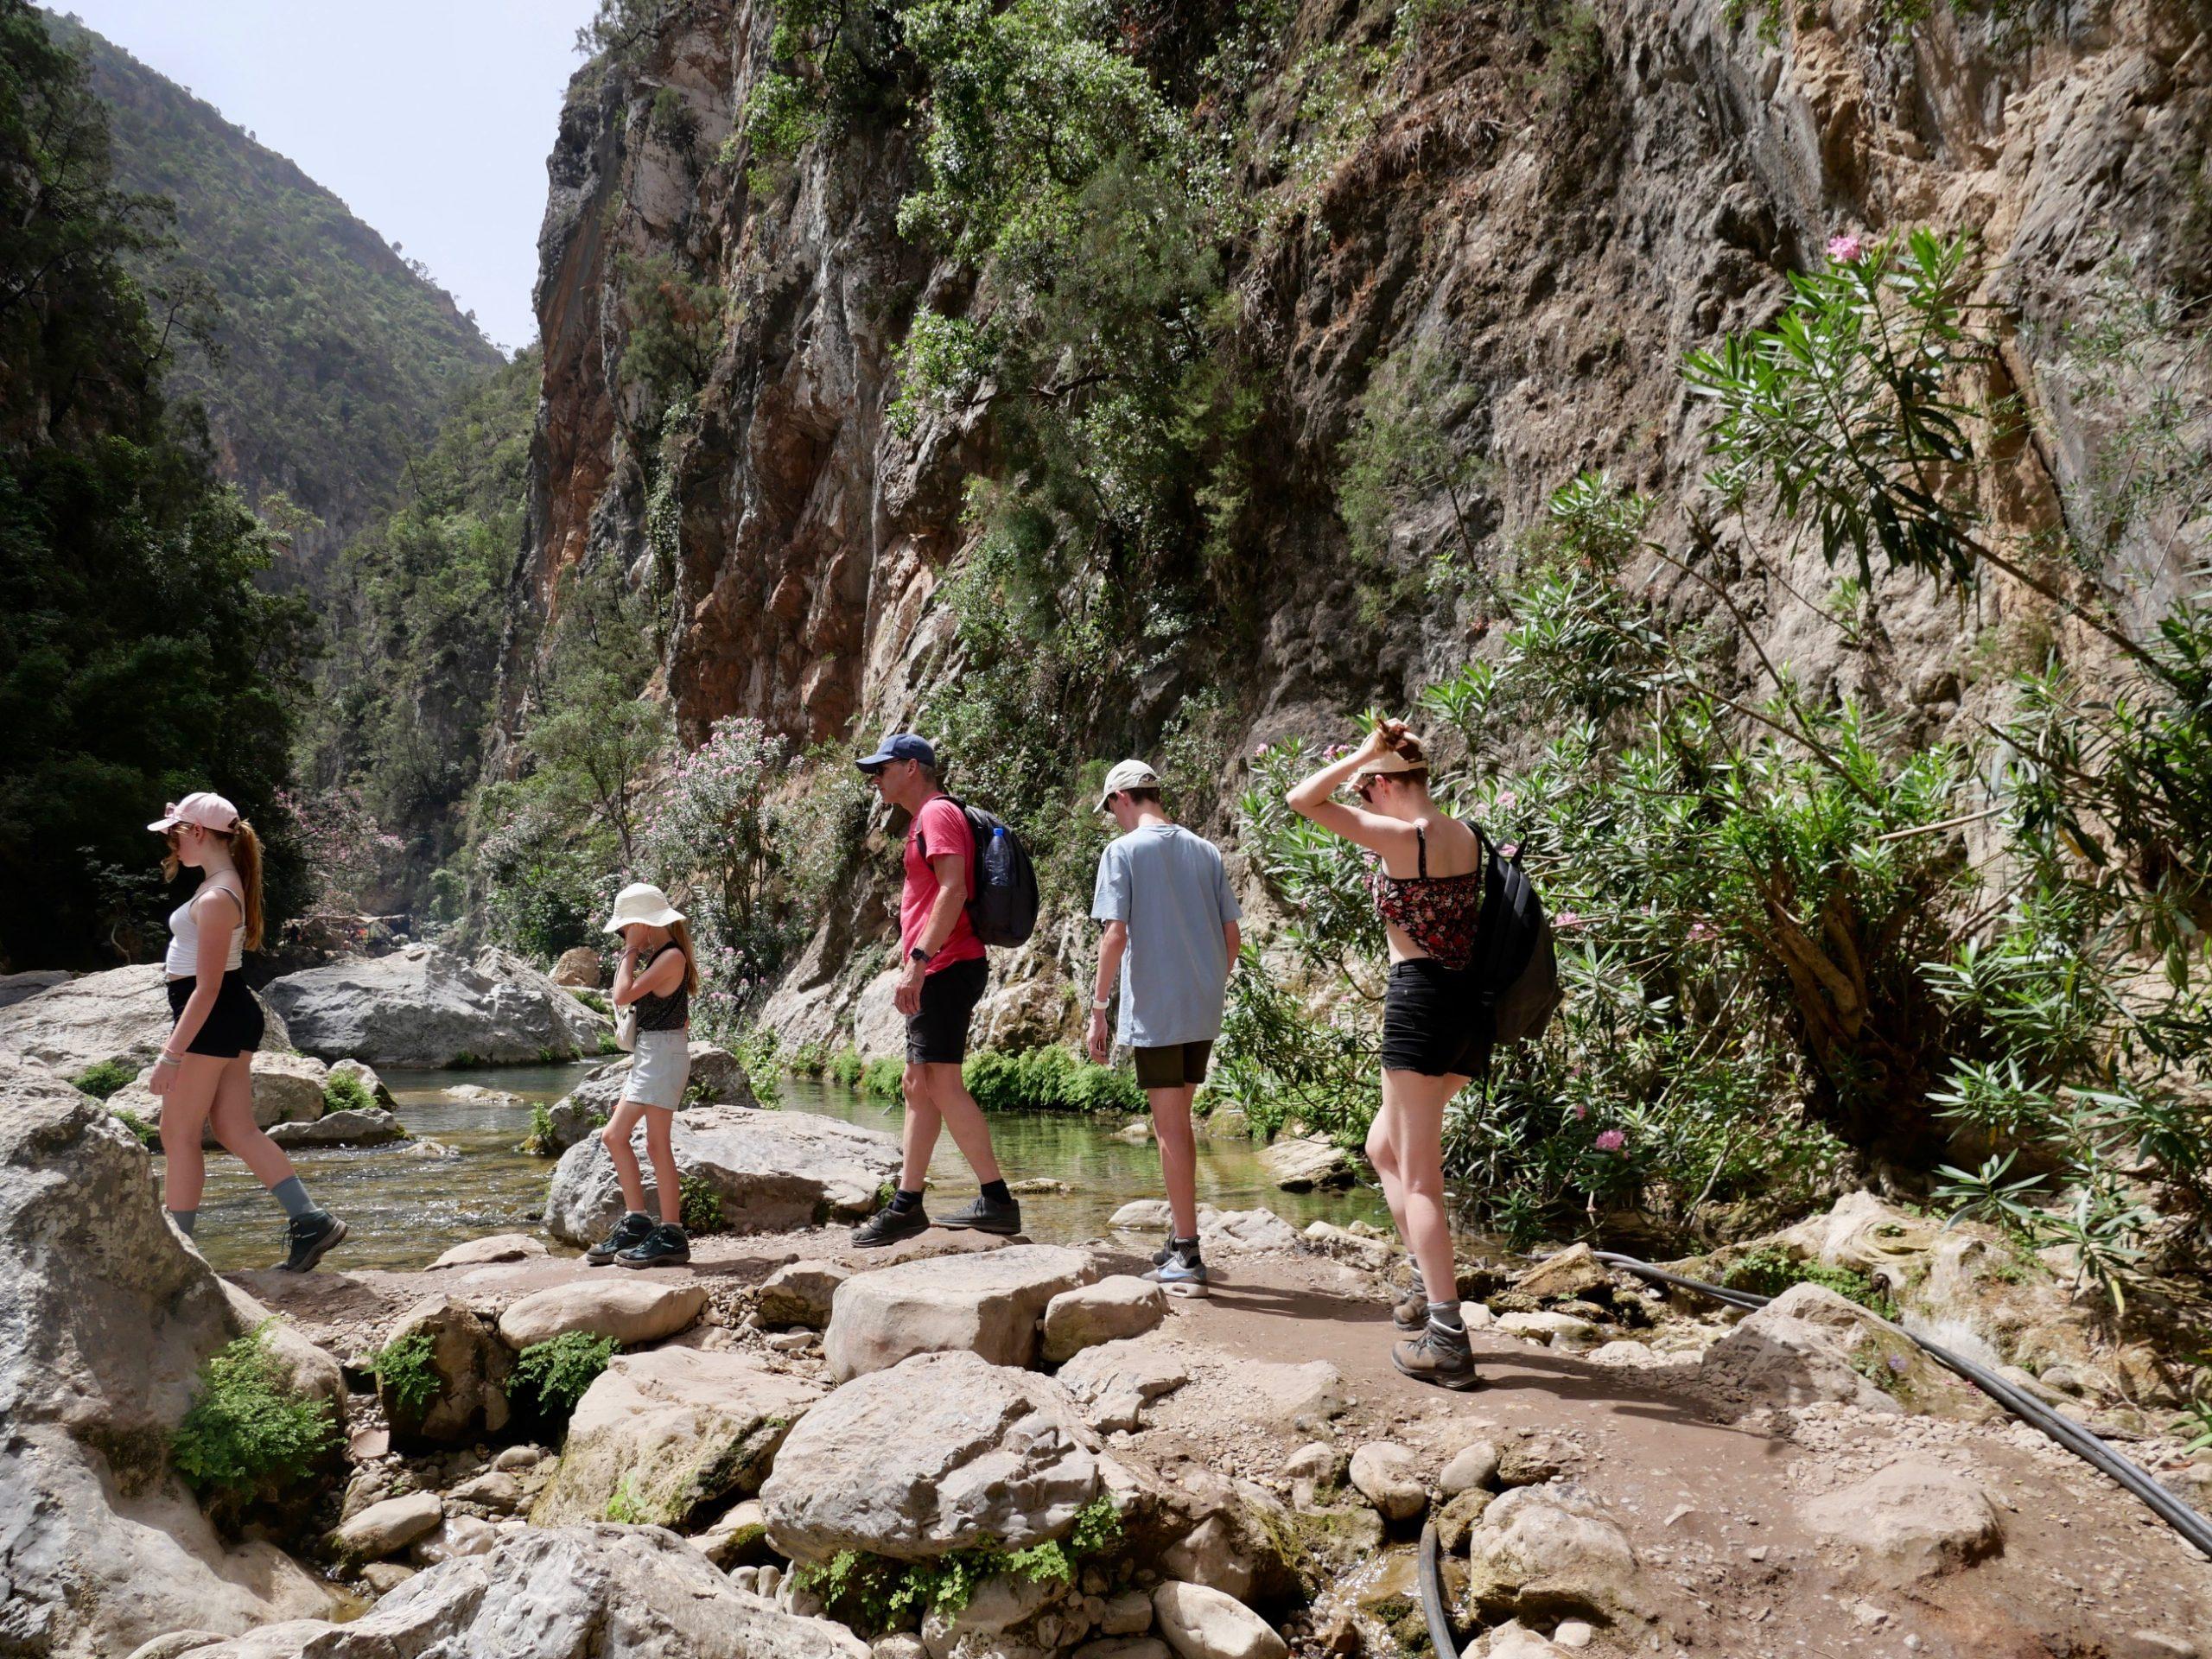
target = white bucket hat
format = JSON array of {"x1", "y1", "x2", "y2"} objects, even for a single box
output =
[
  {"x1": 603, "y1": 882, "x2": 685, "y2": 932},
  {"x1": 1096, "y1": 759, "x2": 1160, "y2": 811}
]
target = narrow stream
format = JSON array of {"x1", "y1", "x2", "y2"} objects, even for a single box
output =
[{"x1": 178, "y1": 1063, "x2": 1395, "y2": 1273}]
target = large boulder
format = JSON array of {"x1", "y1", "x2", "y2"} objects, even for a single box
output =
[
  {"x1": 532, "y1": 1351, "x2": 823, "y2": 1529},
  {"x1": 122, "y1": 1051, "x2": 335, "y2": 1147},
  {"x1": 0, "y1": 969, "x2": 69, "y2": 1009},
  {"x1": 0, "y1": 1062, "x2": 336, "y2": 1657},
  {"x1": 1258, "y1": 1135, "x2": 1356, "y2": 1192},
  {"x1": 761, "y1": 1350, "x2": 1101, "y2": 1562},
  {"x1": 544, "y1": 1106, "x2": 899, "y2": 1246},
  {"x1": 823, "y1": 1243, "x2": 1096, "y2": 1380},
  {"x1": 550, "y1": 947, "x2": 603, "y2": 988},
  {"x1": 1800, "y1": 1465, "x2": 2005, "y2": 1582},
  {"x1": 377, "y1": 1299, "x2": 513, "y2": 1447},
  {"x1": 497, "y1": 1279, "x2": 706, "y2": 1350},
  {"x1": 0, "y1": 963, "x2": 290, "y2": 1074},
  {"x1": 1697, "y1": 1282, "x2": 1982, "y2": 1419},
  {"x1": 1151, "y1": 1582, "x2": 1287, "y2": 1659},
  {"x1": 164, "y1": 1525, "x2": 869, "y2": 1658},
  {"x1": 263, "y1": 945, "x2": 607, "y2": 1066},
  {"x1": 556, "y1": 1044, "x2": 757, "y2": 1122},
  {"x1": 1460, "y1": 1484, "x2": 1647, "y2": 1625}
]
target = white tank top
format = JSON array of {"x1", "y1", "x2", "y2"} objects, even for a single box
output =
[{"x1": 164, "y1": 880, "x2": 245, "y2": 978}]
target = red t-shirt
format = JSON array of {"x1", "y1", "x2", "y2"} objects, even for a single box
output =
[{"x1": 902, "y1": 795, "x2": 986, "y2": 974}]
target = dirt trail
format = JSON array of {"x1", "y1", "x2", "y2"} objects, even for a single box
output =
[{"x1": 243, "y1": 1230, "x2": 2212, "y2": 1659}]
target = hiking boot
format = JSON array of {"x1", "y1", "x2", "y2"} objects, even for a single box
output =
[
  {"x1": 1393, "y1": 1320, "x2": 1481, "y2": 1392},
  {"x1": 1394, "y1": 1266, "x2": 1428, "y2": 1331},
  {"x1": 938, "y1": 1192, "x2": 1023, "y2": 1236},
  {"x1": 851, "y1": 1204, "x2": 930, "y2": 1249},
  {"x1": 617, "y1": 1223, "x2": 691, "y2": 1269},
  {"x1": 1147, "y1": 1252, "x2": 1211, "y2": 1298},
  {"x1": 276, "y1": 1211, "x2": 347, "y2": 1274},
  {"x1": 587, "y1": 1211, "x2": 653, "y2": 1265}
]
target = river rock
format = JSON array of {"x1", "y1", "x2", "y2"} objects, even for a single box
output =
[
  {"x1": 756, "y1": 1259, "x2": 850, "y2": 1328},
  {"x1": 1512, "y1": 1244, "x2": 1610, "y2": 1302},
  {"x1": 1056, "y1": 1338, "x2": 1190, "y2": 1432},
  {"x1": 1042, "y1": 1275, "x2": 1168, "y2": 1363},
  {"x1": 1349, "y1": 1442, "x2": 1427, "y2": 1522},
  {"x1": 551, "y1": 947, "x2": 603, "y2": 988},
  {"x1": 412, "y1": 1515, "x2": 502, "y2": 1566},
  {"x1": 694, "y1": 1497, "x2": 771, "y2": 1567},
  {"x1": 0, "y1": 1062, "x2": 336, "y2": 1656},
  {"x1": 544, "y1": 1105, "x2": 899, "y2": 1244},
  {"x1": 264, "y1": 944, "x2": 607, "y2": 1066},
  {"x1": 532, "y1": 1349, "x2": 823, "y2": 1529},
  {"x1": 218, "y1": 1281, "x2": 347, "y2": 1428},
  {"x1": 558, "y1": 1043, "x2": 756, "y2": 1121},
  {"x1": 0, "y1": 963, "x2": 289, "y2": 1073},
  {"x1": 1497, "y1": 1311, "x2": 1600, "y2": 1352},
  {"x1": 1154, "y1": 1466, "x2": 1304, "y2": 1607},
  {"x1": 118, "y1": 1050, "x2": 332, "y2": 1146},
  {"x1": 823, "y1": 1243, "x2": 1095, "y2": 1379},
  {"x1": 1106, "y1": 1202, "x2": 1300, "y2": 1255},
  {"x1": 1259, "y1": 1135, "x2": 1355, "y2": 1192},
  {"x1": 331, "y1": 1492, "x2": 444, "y2": 1563},
  {"x1": 1800, "y1": 1464, "x2": 2005, "y2": 1581},
  {"x1": 328, "y1": 1057, "x2": 397, "y2": 1109},
  {"x1": 428, "y1": 1234, "x2": 550, "y2": 1270},
  {"x1": 497, "y1": 1278, "x2": 706, "y2": 1349},
  {"x1": 1482, "y1": 1622, "x2": 1573, "y2": 1658},
  {"x1": 174, "y1": 1525, "x2": 869, "y2": 1658},
  {"x1": 268, "y1": 1106, "x2": 408, "y2": 1147},
  {"x1": 1151, "y1": 1581, "x2": 1287, "y2": 1659},
  {"x1": 1440, "y1": 1440, "x2": 1501, "y2": 1496},
  {"x1": 761, "y1": 1350, "x2": 1101, "y2": 1561},
  {"x1": 1461, "y1": 1483, "x2": 1645, "y2": 1624},
  {"x1": 1697, "y1": 1282, "x2": 1974, "y2": 1418},
  {"x1": 1301, "y1": 1221, "x2": 1397, "y2": 1273},
  {"x1": 378, "y1": 1298, "x2": 512, "y2": 1446}
]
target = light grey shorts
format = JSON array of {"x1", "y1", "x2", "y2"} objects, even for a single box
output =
[{"x1": 624, "y1": 1027, "x2": 691, "y2": 1109}]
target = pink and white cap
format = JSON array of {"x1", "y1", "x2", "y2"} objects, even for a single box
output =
[{"x1": 147, "y1": 791, "x2": 240, "y2": 835}]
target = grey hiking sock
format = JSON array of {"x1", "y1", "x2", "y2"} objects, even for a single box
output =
[
  {"x1": 270, "y1": 1175, "x2": 316, "y2": 1219},
  {"x1": 1427, "y1": 1301, "x2": 1465, "y2": 1333},
  {"x1": 168, "y1": 1208, "x2": 197, "y2": 1237}
]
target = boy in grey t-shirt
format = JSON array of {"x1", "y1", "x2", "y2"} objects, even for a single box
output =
[{"x1": 1088, "y1": 760, "x2": 1242, "y2": 1294}]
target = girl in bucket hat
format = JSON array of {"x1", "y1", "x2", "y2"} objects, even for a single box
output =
[
  {"x1": 586, "y1": 881, "x2": 701, "y2": 1268},
  {"x1": 146, "y1": 791, "x2": 346, "y2": 1271}
]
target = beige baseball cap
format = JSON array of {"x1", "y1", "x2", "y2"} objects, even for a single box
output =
[{"x1": 1096, "y1": 759, "x2": 1160, "y2": 810}]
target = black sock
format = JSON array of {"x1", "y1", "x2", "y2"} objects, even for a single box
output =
[
  {"x1": 1170, "y1": 1235, "x2": 1201, "y2": 1262},
  {"x1": 979, "y1": 1179, "x2": 1012, "y2": 1205},
  {"x1": 889, "y1": 1188, "x2": 924, "y2": 1214}
]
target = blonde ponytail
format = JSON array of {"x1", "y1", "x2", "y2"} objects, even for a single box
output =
[{"x1": 231, "y1": 819, "x2": 266, "y2": 951}]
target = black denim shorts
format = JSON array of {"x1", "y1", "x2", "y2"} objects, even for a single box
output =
[
  {"x1": 1134, "y1": 1040, "x2": 1213, "y2": 1090},
  {"x1": 906, "y1": 955, "x2": 988, "y2": 1065},
  {"x1": 1380, "y1": 957, "x2": 1484, "y2": 1078},
  {"x1": 165, "y1": 970, "x2": 266, "y2": 1059}
]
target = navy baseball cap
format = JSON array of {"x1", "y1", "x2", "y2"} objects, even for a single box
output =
[{"x1": 856, "y1": 732, "x2": 937, "y2": 772}]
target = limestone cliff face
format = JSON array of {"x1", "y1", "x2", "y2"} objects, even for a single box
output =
[{"x1": 518, "y1": 0, "x2": 2209, "y2": 1043}]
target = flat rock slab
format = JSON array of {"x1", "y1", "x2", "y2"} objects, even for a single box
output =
[
  {"x1": 268, "y1": 1107, "x2": 407, "y2": 1147},
  {"x1": 0, "y1": 963, "x2": 290, "y2": 1072},
  {"x1": 1259, "y1": 1135, "x2": 1357, "y2": 1192},
  {"x1": 429, "y1": 1234, "x2": 549, "y2": 1270},
  {"x1": 172, "y1": 1525, "x2": 869, "y2": 1658},
  {"x1": 532, "y1": 1349, "x2": 823, "y2": 1529},
  {"x1": 1107, "y1": 1202, "x2": 1301, "y2": 1254},
  {"x1": 1057, "y1": 1338, "x2": 1191, "y2": 1432},
  {"x1": 544, "y1": 1107, "x2": 900, "y2": 1246},
  {"x1": 264, "y1": 945, "x2": 607, "y2": 1067},
  {"x1": 762, "y1": 1350, "x2": 1101, "y2": 1562},
  {"x1": 1042, "y1": 1274, "x2": 1168, "y2": 1363},
  {"x1": 1800, "y1": 1463, "x2": 2005, "y2": 1582},
  {"x1": 824, "y1": 1243, "x2": 1096, "y2": 1380},
  {"x1": 497, "y1": 1278, "x2": 706, "y2": 1349}
]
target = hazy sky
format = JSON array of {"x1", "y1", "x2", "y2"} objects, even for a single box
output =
[{"x1": 59, "y1": 1, "x2": 606, "y2": 353}]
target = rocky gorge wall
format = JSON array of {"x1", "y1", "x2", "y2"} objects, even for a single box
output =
[{"x1": 513, "y1": 0, "x2": 2212, "y2": 1044}]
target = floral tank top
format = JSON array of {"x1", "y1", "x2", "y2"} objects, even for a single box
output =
[{"x1": 1370, "y1": 821, "x2": 1485, "y2": 970}]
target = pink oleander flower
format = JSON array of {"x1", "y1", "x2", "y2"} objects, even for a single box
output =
[
  {"x1": 1571, "y1": 1103, "x2": 1588, "y2": 1120},
  {"x1": 1595, "y1": 1128, "x2": 1626, "y2": 1153},
  {"x1": 1254, "y1": 743, "x2": 1271, "y2": 760},
  {"x1": 1687, "y1": 920, "x2": 1716, "y2": 943},
  {"x1": 1496, "y1": 789, "x2": 1518, "y2": 812},
  {"x1": 1827, "y1": 232, "x2": 1863, "y2": 264},
  {"x1": 1553, "y1": 910, "x2": 1586, "y2": 932},
  {"x1": 1326, "y1": 743, "x2": 1349, "y2": 760}
]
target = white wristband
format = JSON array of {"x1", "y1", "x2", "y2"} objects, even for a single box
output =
[{"x1": 1091, "y1": 996, "x2": 1111, "y2": 1012}]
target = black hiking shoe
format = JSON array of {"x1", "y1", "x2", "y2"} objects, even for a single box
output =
[
  {"x1": 1393, "y1": 1320, "x2": 1481, "y2": 1392},
  {"x1": 276, "y1": 1211, "x2": 347, "y2": 1274},
  {"x1": 938, "y1": 1192, "x2": 1023, "y2": 1236},
  {"x1": 617, "y1": 1223, "x2": 691, "y2": 1269},
  {"x1": 587, "y1": 1211, "x2": 653, "y2": 1265},
  {"x1": 851, "y1": 1205, "x2": 930, "y2": 1249}
]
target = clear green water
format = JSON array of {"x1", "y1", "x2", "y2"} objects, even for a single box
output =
[{"x1": 177, "y1": 1065, "x2": 1393, "y2": 1273}]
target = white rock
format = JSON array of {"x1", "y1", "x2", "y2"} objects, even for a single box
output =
[
  {"x1": 1106, "y1": 1202, "x2": 1300, "y2": 1255},
  {"x1": 1552, "y1": 1618, "x2": 1595, "y2": 1649},
  {"x1": 263, "y1": 944, "x2": 607, "y2": 1066},
  {"x1": 1349, "y1": 1442, "x2": 1427, "y2": 1521},
  {"x1": 1258, "y1": 1135, "x2": 1354, "y2": 1192},
  {"x1": 1150, "y1": 1580, "x2": 1287, "y2": 1659},
  {"x1": 1042, "y1": 1275, "x2": 1168, "y2": 1363},
  {"x1": 0, "y1": 963, "x2": 289, "y2": 1072},
  {"x1": 1510, "y1": 1243, "x2": 1610, "y2": 1301},
  {"x1": 1497, "y1": 1311, "x2": 1599, "y2": 1352},
  {"x1": 1280, "y1": 1442, "x2": 1341, "y2": 1484},
  {"x1": 823, "y1": 1243, "x2": 1095, "y2": 1380},
  {"x1": 330, "y1": 1493, "x2": 444, "y2": 1562},
  {"x1": 1483, "y1": 1620, "x2": 1571, "y2": 1657},
  {"x1": 411, "y1": 1515, "x2": 500, "y2": 1566},
  {"x1": 1799, "y1": 1464, "x2": 2005, "y2": 1581},
  {"x1": 497, "y1": 1278, "x2": 707, "y2": 1350},
  {"x1": 267, "y1": 1106, "x2": 407, "y2": 1147},
  {"x1": 1463, "y1": 1483, "x2": 1646, "y2": 1623},
  {"x1": 1056, "y1": 1339, "x2": 1190, "y2": 1432},
  {"x1": 1300, "y1": 1221, "x2": 1396, "y2": 1273},
  {"x1": 762, "y1": 1350, "x2": 1100, "y2": 1562},
  {"x1": 1440, "y1": 1440, "x2": 1500, "y2": 1495},
  {"x1": 428, "y1": 1234, "x2": 549, "y2": 1270}
]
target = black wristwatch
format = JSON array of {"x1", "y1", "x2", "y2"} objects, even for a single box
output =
[{"x1": 909, "y1": 946, "x2": 932, "y2": 966}]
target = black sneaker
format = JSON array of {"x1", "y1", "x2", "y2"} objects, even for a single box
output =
[
  {"x1": 617, "y1": 1223, "x2": 691, "y2": 1269},
  {"x1": 276, "y1": 1211, "x2": 348, "y2": 1273},
  {"x1": 587, "y1": 1211, "x2": 653, "y2": 1265},
  {"x1": 1393, "y1": 1320, "x2": 1481, "y2": 1392},
  {"x1": 938, "y1": 1193, "x2": 1023, "y2": 1236},
  {"x1": 851, "y1": 1205, "x2": 930, "y2": 1249}
]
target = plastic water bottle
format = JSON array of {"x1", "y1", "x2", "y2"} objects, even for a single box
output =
[{"x1": 984, "y1": 823, "x2": 1013, "y2": 893}]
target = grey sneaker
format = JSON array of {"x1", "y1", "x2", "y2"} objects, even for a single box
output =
[
  {"x1": 587, "y1": 1211, "x2": 653, "y2": 1265},
  {"x1": 938, "y1": 1193, "x2": 1022, "y2": 1236},
  {"x1": 276, "y1": 1211, "x2": 347, "y2": 1273},
  {"x1": 851, "y1": 1205, "x2": 930, "y2": 1249},
  {"x1": 617, "y1": 1223, "x2": 691, "y2": 1269},
  {"x1": 1393, "y1": 1320, "x2": 1480, "y2": 1392},
  {"x1": 1147, "y1": 1252, "x2": 1210, "y2": 1298}
]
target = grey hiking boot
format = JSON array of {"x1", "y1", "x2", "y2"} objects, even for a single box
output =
[
  {"x1": 1393, "y1": 1265, "x2": 1427, "y2": 1331},
  {"x1": 938, "y1": 1192, "x2": 1022, "y2": 1236},
  {"x1": 276, "y1": 1211, "x2": 347, "y2": 1273},
  {"x1": 587, "y1": 1211, "x2": 653, "y2": 1264},
  {"x1": 1393, "y1": 1319, "x2": 1480, "y2": 1392},
  {"x1": 851, "y1": 1205, "x2": 930, "y2": 1249},
  {"x1": 617, "y1": 1223, "x2": 691, "y2": 1269}
]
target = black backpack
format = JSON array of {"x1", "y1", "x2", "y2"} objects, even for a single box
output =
[
  {"x1": 1469, "y1": 827, "x2": 1562, "y2": 1058},
  {"x1": 918, "y1": 797, "x2": 1039, "y2": 948}
]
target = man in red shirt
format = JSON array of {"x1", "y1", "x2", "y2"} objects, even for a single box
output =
[{"x1": 849, "y1": 733, "x2": 1021, "y2": 1245}]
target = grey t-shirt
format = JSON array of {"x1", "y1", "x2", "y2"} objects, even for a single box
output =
[{"x1": 1091, "y1": 823, "x2": 1243, "y2": 1048}]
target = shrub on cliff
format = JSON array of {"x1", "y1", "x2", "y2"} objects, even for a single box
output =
[{"x1": 171, "y1": 1325, "x2": 338, "y2": 1529}]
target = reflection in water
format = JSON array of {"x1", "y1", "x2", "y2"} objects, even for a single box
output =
[{"x1": 176, "y1": 1063, "x2": 1392, "y2": 1274}]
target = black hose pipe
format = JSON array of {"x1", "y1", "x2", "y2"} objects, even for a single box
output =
[{"x1": 1416, "y1": 1520, "x2": 1461, "y2": 1656}]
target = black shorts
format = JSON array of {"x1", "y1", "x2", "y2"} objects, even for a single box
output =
[
  {"x1": 1380, "y1": 957, "x2": 1484, "y2": 1078},
  {"x1": 166, "y1": 970, "x2": 266, "y2": 1059},
  {"x1": 906, "y1": 955, "x2": 988, "y2": 1065},
  {"x1": 1135, "y1": 1040, "x2": 1213, "y2": 1090}
]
